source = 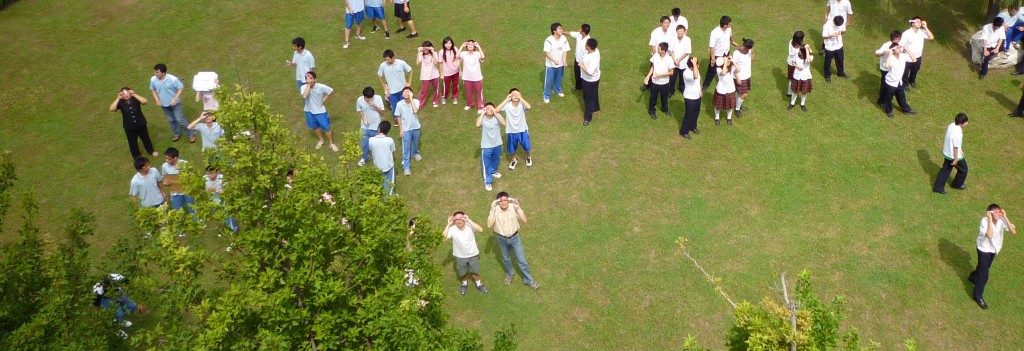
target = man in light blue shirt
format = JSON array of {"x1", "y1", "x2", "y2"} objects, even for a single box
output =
[
  {"x1": 394, "y1": 87, "x2": 421, "y2": 176},
  {"x1": 149, "y1": 63, "x2": 194, "y2": 142},
  {"x1": 300, "y1": 72, "x2": 338, "y2": 152},
  {"x1": 477, "y1": 103, "x2": 506, "y2": 192},
  {"x1": 998, "y1": 6, "x2": 1024, "y2": 51},
  {"x1": 364, "y1": 0, "x2": 390, "y2": 39},
  {"x1": 377, "y1": 49, "x2": 413, "y2": 116},
  {"x1": 356, "y1": 87, "x2": 386, "y2": 167},
  {"x1": 368, "y1": 121, "x2": 397, "y2": 195}
]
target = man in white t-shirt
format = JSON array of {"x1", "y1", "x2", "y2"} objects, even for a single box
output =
[
  {"x1": 669, "y1": 8, "x2": 688, "y2": 36},
  {"x1": 822, "y1": 16, "x2": 847, "y2": 83},
  {"x1": 898, "y1": 17, "x2": 934, "y2": 88},
  {"x1": 579, "y1": 38, "x2": 601, "y2": 126},
  {"x1": 286, "y1": 37, "x2": 315, "y2": 90},
  {"x1": 444, "y1": 211, "x2": 489, "y2": 295},
  {"x1": 543, "y1": 23, "x2": 571, "y2": 103},
  {"x1": 879, "y1": 44, "x2": 917, "y2": 118},
  {"x1": 704, "y1": 16, "x2": 736, "y2": 90},
  {"x1": 933, "y1": 113, "x2": 968, "y2": 194},
  {"x1": 649, "y1": 16, "x2": 672, "y2": 55},
  {"x1": 377, "y1": 49, "x2": 414, "y2": 115},
  {"x1": 969, "y1": 204, "x2": 1016, "y2": 309},
  {"x1": 825, "y1": 0, "x2": 853, "y2": 30},
  {"x1": 645, "y1": 43, "x2": 675, "y2": 120},
  {"x1": 368, "y1": 121, "x2": 397, "y2": 195},
  {"x1": 129, "y1": 156, "x2": 166, "y2": 208},
  {"x1": 394, "y1": 87, "x2": 422, "y2": 176},
  {"x1": 668, "y1": 24, "x2": 692, "y2": 96},
  {"x1": 356, "y1": 87, "x2": 386, "y2": 167},
  {"x1": 568, "y1": 24, "x2": 592, "y2": 92},
  {"x1": 874, "y1": 31, "x2": 903, "y2": 105},
  {"x1": 979, "y1": 17, "x2": 1006, "y2": 80}
]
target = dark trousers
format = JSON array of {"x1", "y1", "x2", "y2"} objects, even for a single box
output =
[
  {"x1": 581, "y1": 79, "x2": 600, "y2": 122},
  {"x1": 903, "y1": 56, "x2": 922, "y2": 85},
  {"x1": 124, "y1": 125, "x2": 156, "y2": 159},
  {"x1": 823, "y1": 47, "x2": 845, "y2": 78},
  {"x1": 877, "y1": 70, "x2": 888, "y2": 105},
  {"x1": 980, "y1": 48, "x2": 996, "y2": 77},
  {"x1": 702, "y1": 61, "x2": 719, "y2": 89},
  {"x1": 880, "y1": 83, "x2": 911, "y2": 113},
  {"x1": 933, "y1": 158, "x2": 968, "y2": 191},
  {"x1": 573, "y1": 60, "x2": 583, "y2": 90},
  {"x1": 669, "y1": 68, "x2": 686, "y2": 94},
  {"x1": 648, "y1": 83, "x2": 670, "y2": 113},
  {"x1": 681, "y1": 98, "x2": 701, "y2": 133},
  {"x1": 1016, "y1": 90, "x2": 1024, "y2": 114},
  {"x1": 969, "y1": 249, "x2": 996, "y2": 300}
]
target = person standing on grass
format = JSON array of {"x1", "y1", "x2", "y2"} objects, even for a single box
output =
[
  {"x1": 205, "y1": 166, "x2": 238, "y2": 233},
  {"x1": 459, "y1": 40, "x2": 486, "y2": 113},
  {"x1": 713, "y1": 56, "x2": 738, "y2": 125},
  {"x1": 786, "y1": 31, "x2": 805, "y2": 96},
  {"x1": 356, "y1": 87, "x2": 386, "y2": 167},
  {"x1": 129, "y1": 156, "x2": 166, "y2": 209},
  {"x1": 644, "y1": 42, "x2": 674, "y2": 121},
  {"x1": 732, "y1": 38, "x2": 754, "y2": 116},
  {"x1": 477, "y1": 103, "x2": 506, "y2": 192},
  {"x1": 874, "y1": 31, "x2": 902, "y2": 105},
  {"x1": 679, "y1": 57, "x2": 702, "y2": 139},
  {"x1": 979, "y1": 17, "x2": 1005, "y2": 80},
  {"x1": 822, "y1": 16, "x2": 847, "y2": 83},
  {"x1": 187, "y1": 111, "x2": 224, "y2": 152},
  {"x1": 496, "y1": 89, "x2": 532, "y2": 170},
  {"x1": 395, "y1": 87, "x2": 422, "y2": 176},
  {"x1": 642, "y1": 16, "x2": 673, "y2": 92},
  {"x1": 415, "y1": 41, "x2": 441, "y2": 108},
  {"x1": 568, "y1": 24, "x2": 591, "y2": 92},
  {"x1": 788, "y1": 47, "x2": 813, "y2": 112},
  {"x1": 704, "y1": 16, "x2": 737, "y2": 91},
  {"x1": 488, "y1": 192, "x2": 539, "y2": 290},
  {"x1": 393, "y1": 0, "x2": 418, "y2": 38},
  {"x1": 444, "y1": 211, "x2": 489, "y2": 295},
  {"x1": 899, "y1": 17, "x2": 933, "y2": 88},
  {"x1": 286, "y1": 37, "x2": 315, "y2": 90},
  {"x1": 821, "y1": 0, "x2": 852, "y2": 55},
  {"x1": 668, "y1": 24, "x2": 692, "y2": 97},
  {"x1": 543, "y1": 23, "x2": 571, "y2": 104},
  {"x1": 343, "y1": 0, "x2": 367, "y2": 49},
  {"x1": 150, "y1": 63, "x2": 194, "y2": 143},
  {"x1": 1008, "y1": 81, "x2": 1024, "y2": 117},
  {"x1": 879, "y1": 44, "x2": 917, "y2": 118},
  {"x1": 579, "y1": 38, "x2": 601, "y2": 126},
  {"x1": 669, "y1": 7, "x2": 688, "y2": 38},
  {"x1": 300, "y1": 72, "x2": 338, "y2": 151},
  {"x1": 161, "y1": 147, "x2": 196, "y2": 214},
  {"x1": 439, "y1": 37, "x2": 460, "y2": 105},
  {"x1": 378, "y1": 49, "x2": 414, "y2": 115},
  {"x1": 969, "y1": 204, "x2": 1016, "y2": 309},
  {"x1": 110, "y1": 87, "x2": 158, "y2": 159},
  {"x1": 364, "y1": 0, "x2": 390, "y2": 39},
  {"x1": 368, "y1": 121, "x2": 397, "y2": 195},
  {"x1": 933, "y1": 113, "x2": 969, "y2": 195}
]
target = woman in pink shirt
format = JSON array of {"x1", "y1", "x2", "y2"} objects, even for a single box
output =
[
  {"x1": 458, "y1": 40, "x2": 486, "y2": 112},
  {"x1": 440, "y1": 37, "x2": 460, "y2": 105},
  {"x1": 416, "y1": 41, "x2": 441, "y2": 108}
]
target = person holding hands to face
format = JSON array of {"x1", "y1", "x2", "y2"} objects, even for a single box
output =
[
  {"x1": 110, "y1": 87, "x2": 158, "y2": 159},
  {"x1": 394, "y1": 87, "x2": 422, "y2": 176},
  {"x1": 444, "y1": 211, "x2": 488, "y2": 295},
  {"x1": 458, "y1": 40, "x2": 486, "y2": 113},
  {"x1": 477, "y1": 103, "x2": 507, "y2": 192},
  {"x1": 496, "y1": 89, "x2": 533, "y2": 170},
  {"x1": 969, "y1": 204, "x2": 1016, "y2": 309},
  {"x1": 899, "y1": 17, "x2": 934, "y2": 87},
  {"x1": 415, "y1": 42, "x2": 442, "y2": 108},
  {"x1": 487, "y1": 192, "x2": 538, "y2": 289},
  {"x1": 300, "y1": 72, "x2": 338, "y2": 151},
  {"x1": 356, "y1": 87, "x2": 387, "y2": 167}
]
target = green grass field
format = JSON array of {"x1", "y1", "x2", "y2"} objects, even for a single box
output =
[{"x1": 2, "y1": 0, "x2": 1023, "y2": 349}]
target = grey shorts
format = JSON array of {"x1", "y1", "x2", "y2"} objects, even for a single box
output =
[{"x1": 455, "y1": 255, "x2": 481, "y2": 277}]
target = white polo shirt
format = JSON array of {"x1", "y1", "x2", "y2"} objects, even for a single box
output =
[
  {"x1": 822, "y1": 22, "x2": 844, "y2": 51},
  {"x1": 649, "y1": 53, "x2": 674, "y2": 85},
  {"x1": 941, "y1": 123, "x2": 964, "y2": 160},
  {"x1": 732, "y1": 49, "x2": 752, "y2": 80},
  {"x1": 826, "y1": 0, "x2": 853, "y2": 30},
  {"x1": 569, "y1": 31, "x2": 590, "y2": 62},
  {"x1": 977, "y1": 216, "x2": 1007, "y2": 254},
  {"x1": 581, "y1": 50, "x2": 601, "y2": 82},
  {"x1": 670, "y1": 15, "x2": 689, "y2": 32},
  {"x1": 884, "y1": 54, "x2": 910, "y2": 87},
  {"x1": 899, "y1": 27, "x2": 929, "y2": 58},
  {"x1": 981, "y1": 24, "x2": 1006, "y2": 48},
  {"x1": 715, "y1": 67, "x2": 736, "y2": 94},
  {"x1": 669, "y1": 35, "x2": 692, "y2": 68},
  {"x1": 709, "y1": 26, "x2": 732, "y2": 57},
  {"x1": 368, "y1": 134, "x2": 395, "y2": 172},
  {"x1": 649, "y1": 26, "x2": 672, "y2": 50},
  {"x1": 875, "y1": 41, "x2": 896, "y2": 71}
]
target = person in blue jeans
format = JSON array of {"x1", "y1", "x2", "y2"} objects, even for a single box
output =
[
  {"x1": 543, "y1": 23, "x2": 570, "y2": 103},
  {"x1": 149, "y1": 63, "x2": 195, "y2": 142},
  {"x1": 394, "y1": 87, "x2": 422, "y2": 176},
  {"x1": 487, "y1": 192, "x2": 539, "y2": 289},
  {"x1": 476, "y1": 103, "x2": 506, "y2": 192},
  {"x1": 356, "y1": 87, "x2": 386, "y2": 167}
]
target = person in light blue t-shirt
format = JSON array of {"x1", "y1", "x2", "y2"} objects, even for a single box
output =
[
  {"x1": 149, "y1": 63, "x2": 195, "y2": 142},
  {"x1": 368, "y1": 121, "x2": 397, "y2": 195},
  {"x1": 364, "y1": 0, "x2": 390, "y2": 39},
  {"x1": 343, "y1": 0, "x2": 366, "y2": 49},
  {"x1": 129, "y1": 156, "x2": 166, "y2": 208},
  {"x1": 394, "y1": 87, "x2": 421, "y2": 176},
  {"x1": 356, "y1": 87, "x2": 386, "y2": 167},
  {"x1": 378, "y1": 50, "x2": 414, "y2": 116},
  {"x1": 476, "y1": 102, "x2": 506, "y2": 192},
  {"x1": 300, "y1": 71, "x2": 338, "y2": 152}
]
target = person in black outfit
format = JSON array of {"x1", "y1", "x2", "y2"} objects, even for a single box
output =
[
  {"x1": 968, "y1": 204, "x2": 1017, "y2": 309},
  {"x1": 109, "y1": 87, "x2": 158, "y2": 159},
  {"x1": 1008, "y1": 81, "x2": 1024, "y2": 117}
]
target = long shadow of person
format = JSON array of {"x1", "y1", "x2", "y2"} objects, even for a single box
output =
[
  {"x1": 853, "y1": 70, "x2": 883, "y2": 106},
  {"x1": 916, "y1": 149, "x2": 939, "y2": 185},
  {"x1": 985, "y1": 90, "x2": 1016, "y2": 111},
  {"x1": 771, "y1": 66, "x2": 789, "y2": 99},
  {"x1": 938, "y1": 237, "x2": 974, "y2": 298}
]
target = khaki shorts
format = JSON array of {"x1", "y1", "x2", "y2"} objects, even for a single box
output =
[{"x1": 455, "y1": 255, "x2": 480, "y2": 277}]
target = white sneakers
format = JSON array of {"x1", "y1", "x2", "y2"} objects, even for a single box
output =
[
  {"x1": 330, "y1": 144, "x2": 339, "y2": 152},
  {"x1": 343, "y1": 41, "x2": 350, "y2": 49},
  {"x1": 526, "y1": 156, "x2": 533, "y2": 167},
  {"x1": 485, "y1": 184, "x2": 493, "y2": 191},
  {"x1": 491, "y1": 172, "x2": 501, "y2": 179},
  {"x1": 413, "y1": 154, "x2": 422, "y2": 161},
  {"x1": 357, "y1": 158, "x2": 366, "y2": 167},
  {"x1": 509, "y1": 158, "x2": 518, "y2": 170},
  {"x1": 315, "y1": 140, "x2": 324, "y2": 149},
  {"x1": 464, "y1": 105, "x2": 470, "y2": 111},
  {"x1": 356, "y1": 35, "x2": 366, "y2": 40}
]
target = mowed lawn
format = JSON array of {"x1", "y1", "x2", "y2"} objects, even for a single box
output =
[{"x1": 1, "y1": 0, "x2": 1023, "y2": 349}]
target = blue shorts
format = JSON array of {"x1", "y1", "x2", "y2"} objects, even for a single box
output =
[
  {"x1": 297, "y1": 80, "x2": 304, "y2": 89},
  {"x1": 304, "y1": 111, "x2": 331, "y2": 131},
  {"x1": 345, "y1": 11, "x2": 365, "y2": 29},
  {"x1": 506, "y1": 131, "x2": 532, "y2": 154},
  {"x1": 365, "y1": 6, "x2": 385, "y2": 19}
]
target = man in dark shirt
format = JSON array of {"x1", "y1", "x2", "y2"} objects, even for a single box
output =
[{"x1": 109, "y1": 87, "x2": 158, "y2": 159}]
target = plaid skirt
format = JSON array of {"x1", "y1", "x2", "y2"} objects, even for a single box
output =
[
  {"x1": 712, "y1": 91, "x2": 736, "y2": 109},
  {"x1": 790, "y1": 78, "x2": 813, "y2": 94},
  {"x1": 736, "y1": 79, "x2": 751, "y2": 94}
]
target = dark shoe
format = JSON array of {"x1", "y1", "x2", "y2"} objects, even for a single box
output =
[
  {"x1": 407, "y1": 33, "x2": 419, "y2": 38},
  {"x1": 740, "y1": 105, "x2": 749, "y2": 111},
  {"x1": 371, "y1": 25, "x2": 379, "y2": 33},
  {"x1": 476, "y1": 284, "x2": 489, "y2": 294},
  {"x1": 460, "y1": 285, "x2": 468, "y2": 295},
  {"x1": 583, "y1": 120, "x2": 590, "y2": 126},
  {"x1": 800, "y1": 105, "x2": 807, "y2": 112},
  {"x1": 692, "y1": 128, "x2": 700, "y2": 135},
  {"x1": 902, "y1": 109, "x2": 918, "y2": 115},
  {"x1": 681, "y1": 132, "x2": 692, "y2": 140},
  {"x1": 734, "y1": 109, "x2": 742, "y2": 117},
  {"x1": 1013, "y1": 71, "x2": 1024, "y2": 76},
  {"x1": 825, "y1": 77, "x2": 832, "y2": 83},
  {"x1": 663, "y1": 110, "x2": 673, "y2": 117},
  {"x1": 979, "y1": 75, "x2": 985, "y2": 80},
  {"x1": 837, "y1": 74, "x2": 850, "y2": 79},
  {"x1": 715, "y1": 119, "x2": 721, "y2": 126},
  {"x1": 648, "y1": 111, "x2": 657, "y2": 120},
  {"x1": 1009, "y1": 112, "x2": 1023, "y2": 117},
  {"x1": 787, "y1": 104, "x2": 795, "y2": 111},
  {"x1": 976, "y1": 298, "x2": 989, "y2": 309},
  {"x1": 384, "y1": 31, "x2": 391, "y2": 40},
  {"x1": 954, "y1": 185, "x2": 967, "y2": 190},
  {"x1": 727, "y1": 119, "x2": 733, "y2": 126},
  {"x1": 396, "y1": 27, "x2": 407, "y2": 33},
  {"x1": 639, "y1": 85, "x2": 648, "y2": 91},
  {"x1": 934, "y1": 190, "x2": 947, "y2": 195},
  {"x1": 886, "y1": 112, "x2": 894, "y2": 118},
  {"x1": 910, "y1": 82, "x2": 918, "y2": 88}
]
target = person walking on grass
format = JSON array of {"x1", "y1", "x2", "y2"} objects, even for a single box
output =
[
  {"x1": 364, "y1": 0, "x2": 390, "y2": 39},
  {"x1": 712, "y1": 56, "x2": 738, "y2": 125},
  {"x1": 187, "y1": 111, "x2": 224, "y2": 152},
  {"x1": 439, "y1": 37, "x2": 460, "y2": 105},
  {"x1": 393, "y1": 0, "x2": 419, "y2": 38},
  {"x1": 732, "y1": 38, "x2": 754, "y2": 116},
  {"x1": 150, "y1": 63, "x2": 194, "y2": 143},
  {"x1": 129, "y1": 156, "x2": 166, "y2": 209},
  {"x1": 459, "y1": 40, "x2": 486, "y2": 113},
  {"x1": 788, "y1": 46, "x2": 813, "y2": 112},
  {"x1": 378, "y1": 49, "x2": 414, "y2": 116},
  {"x1": 879, "y1": 43, "x2": 917, "y2": 118},
  {"x1": 933, "y1": 113, "x2": 969, "y2": 195},
  {"x1": 644, "y1": 42, "x2": 674, "y2": 120},
  {"x1": 543, "y1": 22, "x2": 571, "y2": 104},
  {"x1": 357, "y1": 87, "x2": 387, "y2": 167},
  {"x1": 477, "y1": 103, "x2": 506, "y2": 192},
  {"x1": 286, "y1": 37, "x2": 315, "y2": 90},
  {"x1": 568, "y1": 24, "x2": 592, "y2": 92},
  {"x1": 368, "y1": 121, "x2": 397, "y2": 195},
  {"x1": 704, "y1": 16, "x2": 737, "y2": 91},
  {"x1": 487, "y1": 192, "x2": 539, "y2": 290},
  {"x1": 415, "y1": 41, "x2": 441, "y2": 108},
  {"x1": 822, "y1": 16, "x2": 847, "y2": 83},
  {"x1": 343, "y1": 0, "x2": 367, "y2": 49},
  {"x1": 579, "y1": 38, "x2": 601, "y2": 126},
  {"x1": 899, "y1": 17, "x2": 933, "y2": 87},
  {"x1": 874, "y1": 31, "x2": 902, "y2": 105},
  {"x1": 300, "y1": 71, "x2": 338, "y2": 151},
  {"x1": 496, "y1": 89, "x2": 532, "y2": 170},
  {"x1": 969, "y1": 204, "x2": 1016, "y2": 309},
  {"x1": 110, "y1": 87, "x2": 158, "y2": 159},
  {"x1": 679, "y1": 57, "x2": 702, "y2": 139},
  {"x1": 395, "y1": 87, "x2": 422, "y2": 176},
  {"x1": 444, "y1": 211, "x2": 488, "y2": 295}
]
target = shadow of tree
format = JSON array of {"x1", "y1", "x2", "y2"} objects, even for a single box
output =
[
  {"x1": 859, "y1": 0, "x2": 982, "y2": 58},
  {"x1": 938, "y1": 237, "x2": 974, "y2": 299}
]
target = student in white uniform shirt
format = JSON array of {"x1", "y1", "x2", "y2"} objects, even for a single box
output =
[
  {"x1": 968, "y1": 203, "x2": 1016, "y2": 309},
  {"x1": 579, "y1": 38, "x2": 601, "y2": 126},
  {"x1": 668, "y1": 24, "x2": 692, "y2": 96},
  {"x1": 731, "y1": 39, "x2": 754, "y2": 116},
  {"x1": 368, "y1": 121, "x2": 397, "y2": 195},
  {"x1": 898, "y1": 17, "x2": 934, "y2": 88},
  {"x1": 874, "y1": 31, "x2": 902, "y2": 105},
  {"x1": 669, "y1": 7, "x2": 688, "y2": 35},
  {"x1": 788, "y1": 46, "x2": 813, "y2": 112},
  {"x1": 642, "y1": 16, "x2": 673, "y2": 91},
  {"x1": 822, "y1": 0, "x2": 853, "y2": 54},
  {"x1": 786, "y1": 31, "x2": 805, "y2": 96},
  {"x1": 679, "y1": 57, "x2": 702, "y2": 140},
  {"x1": 644, "y1": 43, "x2": 675, "y2": 120},
  {"x1": 979, "y1": 17, "x2": 1006, "y2": 80},
  {"x1": 496, "y1": 88, "x2": 533, "y2": 170},
  {"x1": 879, "y1": 43, "x2": 917, "y2": 118},
  {"x1": 704, "y1": 16, "x2": 737, "y2": 91},
  {"x1": 568, "y1": 23, "x2": 592, "y2": 91},
  {"x1": 821, "y1": 16, "x2": 847, "y2": 83},
  {"x1": 543, "y1": 23, "x2": 571, "y2": 103},
  {"x1": 933, "y1": 113, "x2": 969, "y2": 194},
  {"x1": 712, "y1": 56, "x2": 738, "y2": 125}
]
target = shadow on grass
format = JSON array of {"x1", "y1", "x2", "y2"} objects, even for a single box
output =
[
  {"x1": 985, "y1": 90, "x2": 1016, "y2": 111},
  {"x1": 771, "y1": 66, "x2": 788, "y2": 98},
  {"x1": 853, "y1": 70, "x2": 881, "y2": 104},
  {"x1": 938, "y1": 237, "x2": 974, "y2": 299},
  {"x1": 917, "y1": 149, "x2": 939, "y2": 185}
]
